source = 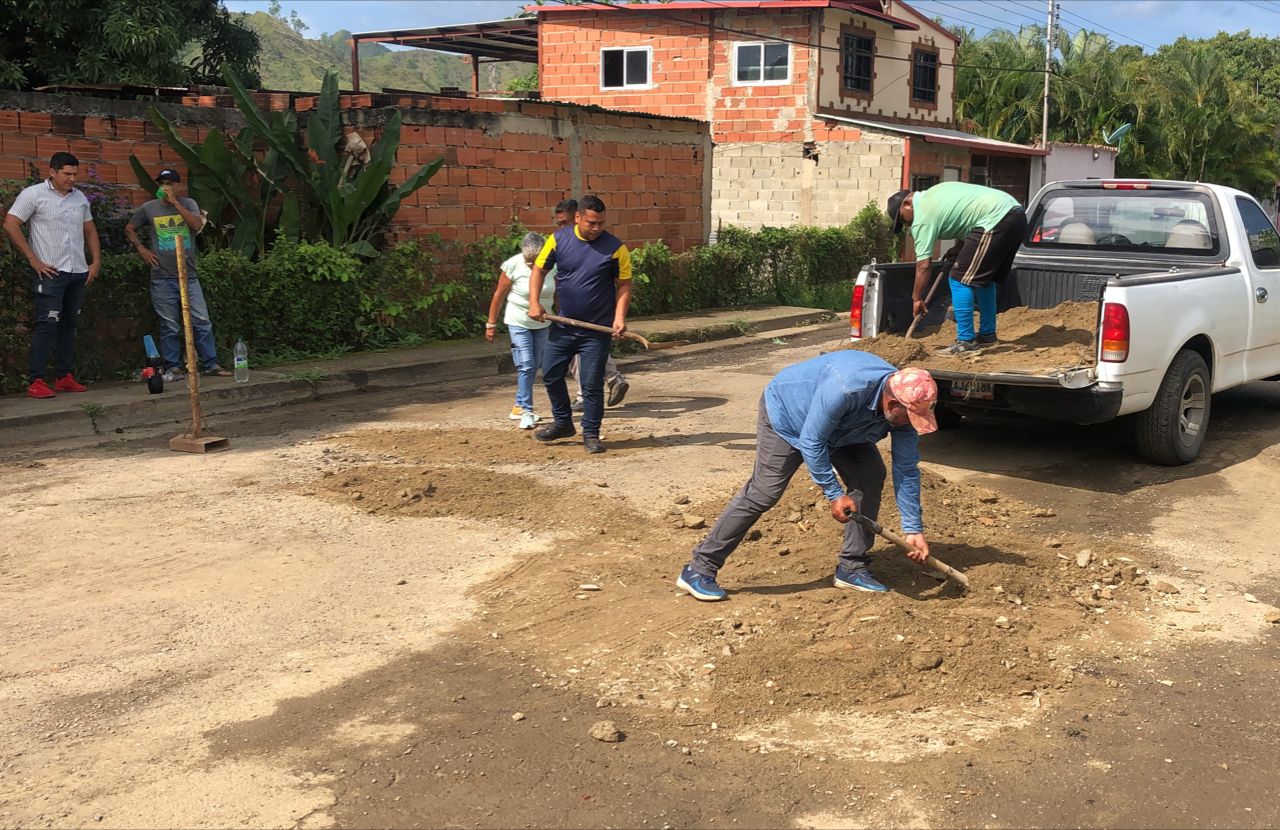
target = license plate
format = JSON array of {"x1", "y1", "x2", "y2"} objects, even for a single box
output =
[{"x1": 950, "y1": 380, "x2": 995, "y2": 401}]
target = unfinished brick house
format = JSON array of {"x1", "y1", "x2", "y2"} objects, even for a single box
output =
[{"x1": 529, "y1": 0, "x2": 1044, "y2": 233}]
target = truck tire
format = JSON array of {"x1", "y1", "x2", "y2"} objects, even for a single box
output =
[{"x1": 1135, "y1": 349, "x2": 1211, "y2": 465}]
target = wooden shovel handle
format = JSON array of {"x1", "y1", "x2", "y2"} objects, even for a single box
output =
[
  {"x1": 848, "y1": 509, "x2": 970, "y2": 591},
  {"x1": 545, "y1": 313, "x2": 652, "y2": 350}
]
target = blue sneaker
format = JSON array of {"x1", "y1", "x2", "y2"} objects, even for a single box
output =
[
  {"x1": 834, "y1": 565, "x2": 888, "y2": 593},
  {"x1": 676, "y1": 565, "x2": 727, "y2": 601}
]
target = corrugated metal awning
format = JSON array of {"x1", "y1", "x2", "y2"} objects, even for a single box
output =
[{"x1": 820, "y1": 113, "x2": 1048, "y2": 157}]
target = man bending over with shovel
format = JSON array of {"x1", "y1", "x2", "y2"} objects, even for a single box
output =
[{"x1": 676, "y1": 352, "x2": 937, "y2": 601}]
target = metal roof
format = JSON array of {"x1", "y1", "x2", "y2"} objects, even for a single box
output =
[
  {"x1": 820, "y1": 113, "x2": 1048, "y2": 157},
  {"x1": 351, "y1": 17, "x2": 539, "y2": 64}
]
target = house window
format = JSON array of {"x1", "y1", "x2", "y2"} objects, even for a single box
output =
[
  {"x1": 910, "y1": 47, "x2": 939, "y2": 106},
  {"x1": 735, "y1": 42, "x2": 790, "y2": 84},
  {"x1": 911, "y1": 175, "x2": 940, "y2": 192},
  {"x1": 601, "y1": 47, "x2": 651, "y2": 89},
  {"x1": 841, "y1": 31, "x2": 874, "y2": 96}
]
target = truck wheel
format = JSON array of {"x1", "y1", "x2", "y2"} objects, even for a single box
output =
[
  {"x1": 935, "y1": 401, "x2": 963, "y2": 429},
  {"x1": 1135, "y1": 349, "x2": 1211, "y2": 465}
]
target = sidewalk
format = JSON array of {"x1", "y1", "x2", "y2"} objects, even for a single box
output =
[{"x1": 0, "y1": 306, "x2": 841, "y2": 447}]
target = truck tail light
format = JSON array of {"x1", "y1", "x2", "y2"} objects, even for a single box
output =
[
  {"x1": 850, "y1": 284, "x2": 865, "y2": 339},
  {"x1": 1101, "y1": 302, "x2": 1129, "y2": 362},
  {"x1": 1101, "y1": 181, "x2": 1149, "y2": 190}
]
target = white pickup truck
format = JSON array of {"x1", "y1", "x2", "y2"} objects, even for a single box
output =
[{"x1": 851, "y1": 179, "x2": 1280, "y2": 464}]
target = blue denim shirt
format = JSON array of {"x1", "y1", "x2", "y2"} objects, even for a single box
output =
[{"x1": 763, "y1": 351, "x2": 924, "y2": 533}]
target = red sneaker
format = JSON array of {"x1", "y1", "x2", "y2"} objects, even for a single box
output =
[
  {"x1": 53, "y1": 374, "x2": 87, "y2": 393},
  {"x1": 27, "y1": 379, "x2": 56, "y2": 399}
]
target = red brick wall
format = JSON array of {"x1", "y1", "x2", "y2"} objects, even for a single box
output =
[
  {"x1": 708, "y1": 10, "x2": 814, "y2": 143},
  {"x1": 906, "y1": 139, "x2": 970, "y2": 189},
  {"x1": 540, "y1": 12, "x2": 710, "y2": 119},
  {"x1": 0, "y1": 91, "x2": 709, "y2": 251},
  {"x1": 538, "y1": 8, "x2": 817, "y2": 144},
  {"x1": 0, "y1": 109, "x2": 200, "y2": 207}
]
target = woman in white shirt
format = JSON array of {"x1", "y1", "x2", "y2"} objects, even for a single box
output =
[{"x1": 485, "y1": 232, "x2": 556, "y2": 429}]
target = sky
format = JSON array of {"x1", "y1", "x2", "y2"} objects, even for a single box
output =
[{"x1": 222, "y1": 0, "x2": 1280, "y2": 49}]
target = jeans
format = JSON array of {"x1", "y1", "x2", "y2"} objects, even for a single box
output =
[
  {"x1": 948, "y1": 277, "x2": 997, "y2": 342},
  {"x1": 28, "y1": 270, "x2": 88, "y2": 382},
  {"x1": 151, "y1": 278, "x2": 220, "y2": 371},
  {"x1": 570, "y1": 354, "x2": 624, "y2": 387},
  {"x1": 508, "y1": 324, "x2": 548, "y2": 413},
  {"x1": 542, "y1": 324, "x2": 612, "y2": 437},
  {"x1": 691, "y1": 396, "x2": 886, "y2": 578}
]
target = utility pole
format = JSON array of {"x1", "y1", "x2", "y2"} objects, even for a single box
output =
[{"x1": 1041, "y1": 0, "x2": 1057, "y2": 148}]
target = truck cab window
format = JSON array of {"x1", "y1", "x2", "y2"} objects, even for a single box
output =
[
  {"x1": 1236, "y1": 196, "x2": 1280, "y2": 268},
  {"x1": 1028, "y1": 189, "x2": 1220, "y2": 256}
]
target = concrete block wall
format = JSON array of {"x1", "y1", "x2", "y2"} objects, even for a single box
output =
[
  {"x1": 0, "y1": 90, "x2": 711, "y2": 252},
  {"x1": 713, "y1": 124, "x2": 904, "y2": 231}
]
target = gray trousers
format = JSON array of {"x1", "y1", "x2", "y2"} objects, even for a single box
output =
[{"x1": 690, "y1": 396, "x2": 885, "y2": 578}]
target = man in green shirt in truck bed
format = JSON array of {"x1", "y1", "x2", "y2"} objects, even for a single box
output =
[{"x1": 887, "y1": 182, "x2": 1027, "y2": 354}]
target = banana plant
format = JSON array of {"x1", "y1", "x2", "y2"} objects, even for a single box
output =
[
  {"x1": 222, "y1": 67, "x2": 444, "y2": 257},
  {"x1": 129, "y1": 122, "x2": 275, "y2": 256}
]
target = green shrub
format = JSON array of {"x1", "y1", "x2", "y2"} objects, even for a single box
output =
[
  {"x1": 0, "y1": 194, "x2": 895, "y2": 394},
  {"x1": 199, "y1": 242, "x2": 362, "y2": 362},
  {"x1": 361, "y1": 238, "x2": 492, "y2": 345},
  {"x1": 628, "y1": 203, "x2": 894, "y2": 315}
]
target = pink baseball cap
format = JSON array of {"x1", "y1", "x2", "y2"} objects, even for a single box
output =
[{"x1": 886, "y1": 368, "x2": 939, "y2": 435}]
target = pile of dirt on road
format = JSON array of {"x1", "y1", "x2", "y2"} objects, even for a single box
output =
[
  {"x1": 849, "y1": 301, "x2": 1099, "y2": 374},
  {"x1": 305, "y1": 427, "x2": 1146, "y2": 726},
  {"x1": 326, "y1": 426, "x2": 663, "y2": 465}
]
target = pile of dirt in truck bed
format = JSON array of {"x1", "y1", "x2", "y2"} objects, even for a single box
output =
[
  {"x1": 306, "y1": 427, "x2": 1147, "y2": 729},
  {"x1": 849, "y1": 301, "x2": 1099, "y2": 374}
]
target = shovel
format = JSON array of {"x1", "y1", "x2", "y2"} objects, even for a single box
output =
[
  {"x1": 904, "y1": 252, "x2": 957, "y2": 340},
  {"x1": 545, "y1": 313, "x2": 690, "y2": 350},
  {"x1": 845, "y1": 509, "x2": 970, "y2": 592}
]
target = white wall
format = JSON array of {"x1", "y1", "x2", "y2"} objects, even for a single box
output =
[{"x1": 1045, "y1": 144, "x2": 1116, "y2": 183}]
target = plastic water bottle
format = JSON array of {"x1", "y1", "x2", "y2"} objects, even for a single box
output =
[{"x1": 233, "y1": 337, "x2": 249, "y2": 383}]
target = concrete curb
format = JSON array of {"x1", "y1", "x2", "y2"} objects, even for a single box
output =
[{"x1": 0, "y1": 307, "x2": 844, "y2": 446}]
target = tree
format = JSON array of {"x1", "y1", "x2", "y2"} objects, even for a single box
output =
[
  {"x1": 0, "y1": 0, "x2": 261, "y2": 90},
  {"x1": 954, "y1": 26, "x2": 1280, "y2": 197}
]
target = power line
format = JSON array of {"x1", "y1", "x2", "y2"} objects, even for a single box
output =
[
  {"x1": 1054, "y1": 3, "x2": 1158, "y2": 50},
  {"x1": 912, "y1": 0, "x2": 1038, "y2": 31},
  {"x1": 982, "y1": 1, "x2": 1054, "y2": 28}
]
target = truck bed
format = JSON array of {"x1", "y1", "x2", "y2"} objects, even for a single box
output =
[{"x1": 853, "y1": 261, "x2": 1102, "y2": 383}]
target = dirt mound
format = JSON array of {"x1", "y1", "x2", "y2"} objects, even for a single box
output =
[
  {"x1": 314, "y1": 464, "x2": 636, "y2": 530},
  {"x1": 330, "y1": 426, "x2": 658, "y2": 465},
  {"x1": 849, "y1": 301, "x2": 1098, "y2": 373},
  {"x1": 304, "y1": 430, "x2": 1140, "y2": 727}
]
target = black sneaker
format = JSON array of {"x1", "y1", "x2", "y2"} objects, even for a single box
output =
[
  {"x1": 606, "y1": 378, "x2": 629, "y2": 407},
  {"x1": 939, "y1": 340, "x2": 982, "y2": 355},
  {"x1": 583, "y1": 436, "x2": 606, "y2": 454},
  {"x1": 535, "y1": 421, "x2": 576, "y2": 442},
  {"x1": 977, "y1": 333, "x2": 998, "y2": 345}
]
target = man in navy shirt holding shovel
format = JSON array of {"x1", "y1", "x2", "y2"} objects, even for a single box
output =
[{"x1": 527, "y1": 195, "x2": 633, "y2": 455}]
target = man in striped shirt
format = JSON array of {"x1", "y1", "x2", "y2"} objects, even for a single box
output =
[{"x1": 3, "y1": 152, "x2": 101, "y2": 398}]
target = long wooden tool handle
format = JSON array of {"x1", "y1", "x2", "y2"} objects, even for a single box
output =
[
  {"x1": 904, "y1": 269, "x2": 948, "y2": 340},
  {"x1": 545, "y1": 313, "x2": 651, "y2": 350},
  {"x1": 173, "y1": 240, "x2": 203, "y2": 438},
  {"x1": 848, "y1": 510, "x2": 970, "y2": 590},
  {"x1": 875, "y1": 523, "x2": 971, "y2": 591}
]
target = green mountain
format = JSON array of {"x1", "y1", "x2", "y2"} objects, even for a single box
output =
[{"x1": 243, "y1": 12, "x2": 529, "y2": 93}]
